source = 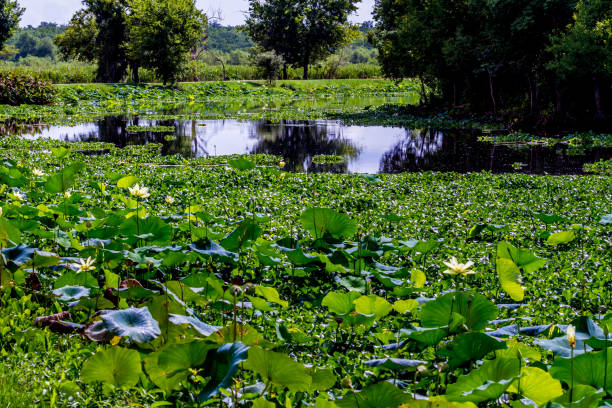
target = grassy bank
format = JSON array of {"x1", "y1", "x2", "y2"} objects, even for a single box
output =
[
  {"x1": 0, "y1": 79, "x2": 422, "y2": 126},
  {"x1": 0, "y1": 60, "x2": 382, "y2": 84}
]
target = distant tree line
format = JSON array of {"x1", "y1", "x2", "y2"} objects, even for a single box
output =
[{"x1": 370, "y1": 0, "x2": 611, "y2": 124}]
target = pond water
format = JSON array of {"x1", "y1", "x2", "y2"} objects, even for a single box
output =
[{"x1": 16, "y1": 116, "x2": 611, "y2": 174}]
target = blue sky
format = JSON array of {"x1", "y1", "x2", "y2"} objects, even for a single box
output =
[{"x1": 20, "y1": 0, "x2": 375, "y2": 27}]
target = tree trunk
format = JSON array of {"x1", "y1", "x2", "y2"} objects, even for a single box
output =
[
  {"x1": 593, "y1": 75, "x2": 603, "y2": 118},
  {"x1": 419, "y1": 77, "x2": 427, "y2": 105},
  {"x1": 555, "y1": 79, "x2": 563, "y2": 116},
  {"x1": 488, "y1": 70, "x2": 497, "y2": 118},
  {"x1": 527, "y1": 76, "x2": 534, "y2": 114},
  {"x1": 283, "y1": 64, "x2": 287, "y2": 80},
  {"x1": 303, "y1": 55, "x2": 309, "y2": 80},
  {"x1": 132, "y1": 64, "x2": 140, "y2": 84}
]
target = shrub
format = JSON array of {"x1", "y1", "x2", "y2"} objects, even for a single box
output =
[
  {"x1": 253, "y1": 52, "x2": 284, "y2": 84},
  {"x1": 0, "y1": 72, "x2": 56, "y2": 105}
]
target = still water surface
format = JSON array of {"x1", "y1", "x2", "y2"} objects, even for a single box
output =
[{"x1": 17, "y1": 116, "x2": 611, "y2": 174}]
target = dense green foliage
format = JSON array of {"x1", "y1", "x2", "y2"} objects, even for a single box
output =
[
  {"x1": 370, "y1": 0, "x2": 611, "y2": 128},
  {"x1": 54, "y1": 11, "x2": 97, "y2": 63},
  {"x1": 245, "y1": 0, "x2": 359, "y2": 79},
  {"x1": 0, "y1": 135, "x2": 609, "y2": 406},
  {"x1": 0, "y1": 0, "x2": 22, "y2": 50},
  {"x1": 127, "y1": 0, "x2": 206, "y2": 84}
]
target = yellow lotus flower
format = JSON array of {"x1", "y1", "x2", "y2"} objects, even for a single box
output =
[
  {"x1": 32, "y1": 168, "x2": 45, "y2": 177},
  {"x1": 279, "y1": 160, "x2": 286, "y2": 168},
  {"x1": 129, "y1": 184, "x2": 150, "y2": 199},
  {"x1": 76, "y1": 257, "x2": 95, "y2": 273},
  {"x1": 567, "y1": 324, "x2": 576, "y2": 348},
  {"x1": 64, "y1": 190, "x2": 71, "y2": 199},
  {"x1": 165, "y1": 196, "x2": 175, "y2": 205},
  {"x1": 443, "y1": 257, "x2": 475, "y2": 276},
  {"x1": 0, "y1": 207, "x2": 3, "y2": 217}
]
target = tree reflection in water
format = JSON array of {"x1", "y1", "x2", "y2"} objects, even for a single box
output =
[
  {"x1": 248, "y1": 120, "x2": 360, "y2": 173},
  {"x1": 378, "y1": 128, "x2": 611, "y2": 174},
  {"x1": 12, "y1": 116, "x2": 611, "y2": 174}
]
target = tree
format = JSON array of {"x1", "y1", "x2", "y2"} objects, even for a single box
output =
[
  {"x1": 245, "y1": 0, "x2": 359, "y2": 79},
  {"x1": 127, "y1": 0, "x2": 206, "y2": 84},
  {"x1": 83, "y1": 0, "x2": 130, "y2": 82},
  {"x1": 55, "y1": 10, "x2": 98, "y2": 62},
  {"x1": 0, "y1": 0, "x2": 24, "y2": 50},
  {"x1": 548, "y1": 0, "x2": 612, "y2": 118},
  {"x1": 370, "y1": 0, "x2": 593, "y2": 120}
]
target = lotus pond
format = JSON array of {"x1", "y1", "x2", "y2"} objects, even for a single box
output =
[
  {"x1": 0, "y1": 80, "x2": 610, "y2": 408},
  {"x1": 11, "y1": 117, "x2": 612, "y2": 174}
]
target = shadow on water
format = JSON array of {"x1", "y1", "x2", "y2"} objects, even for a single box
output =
[{"x1": 13, "y1": 115, "x2": 612, "y2": 174}]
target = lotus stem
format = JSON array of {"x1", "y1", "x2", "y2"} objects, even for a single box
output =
[
  {"x1": 605, "y1": 326, "x2": 609, "y2": 396},
  {"x1": 232, "y1": 290, "x2": 238, "y2": 342},
  {"x1": 570, "y1": 347, "x2": 574, "y2": 402}
]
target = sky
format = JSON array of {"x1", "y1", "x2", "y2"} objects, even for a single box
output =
[{"x1": 19, "y1": 0, "x2": 375, "y2": 27}]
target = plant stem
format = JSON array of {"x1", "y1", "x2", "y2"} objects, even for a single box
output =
[{"x1": 570, "y1": 347, "x2": 574, "y2": 403}]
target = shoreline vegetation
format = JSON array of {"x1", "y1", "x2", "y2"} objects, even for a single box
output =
[{"x1": 0, "y1": 78, "x2": 609, "y2": 139}]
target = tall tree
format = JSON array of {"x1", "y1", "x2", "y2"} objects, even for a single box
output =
[
  {"x1": 0, "y1": 0, "x2": 24, "y2": 50},
  {"x1": 245, "y1": 0, "x2": 358, "y2": 79},
  {"x1": 83, "y1": 0, "x2": 130, "y2": 82},
  {"x1": 127, "y1": 0, "x2": 206, "y2": 84}
]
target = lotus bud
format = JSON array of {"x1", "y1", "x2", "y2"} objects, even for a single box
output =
[
  {"x1": 230, "y1": 285, "x2": 243, "y2": 296},
  {"x1": 567, "y1": 324, "x2": 576, "y2": 348},
  {"x1": 341, "y1": 377, "x2": 353, "y2": 389}
]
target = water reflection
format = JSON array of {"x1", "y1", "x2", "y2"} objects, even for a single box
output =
[
  {"x1": 12, "y1": 116, "x2": 611, "y2": 174},
  {"x1": 248, "y1": 121, "x2": 359, "y2": 173}
]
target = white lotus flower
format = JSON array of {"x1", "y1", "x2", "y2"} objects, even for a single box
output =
[
  {"x1": 129, "y1": 184, "x2": 150, "y2": 199},
  {"x1": 13, "y1": 191, "x2": 25, "y2": 201},
  {"x1": 443, "y1": 257, "x2": 476, "y2": 276},
  {"x1": 165, "y1": 196, "x2": 175, "y2": 205},
  {"x1": 32, "y1": 168, "x2": 45, "y2": 177},
  {"x1": 76, "y1": 257, "x2": 95, "y2": 273}
]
